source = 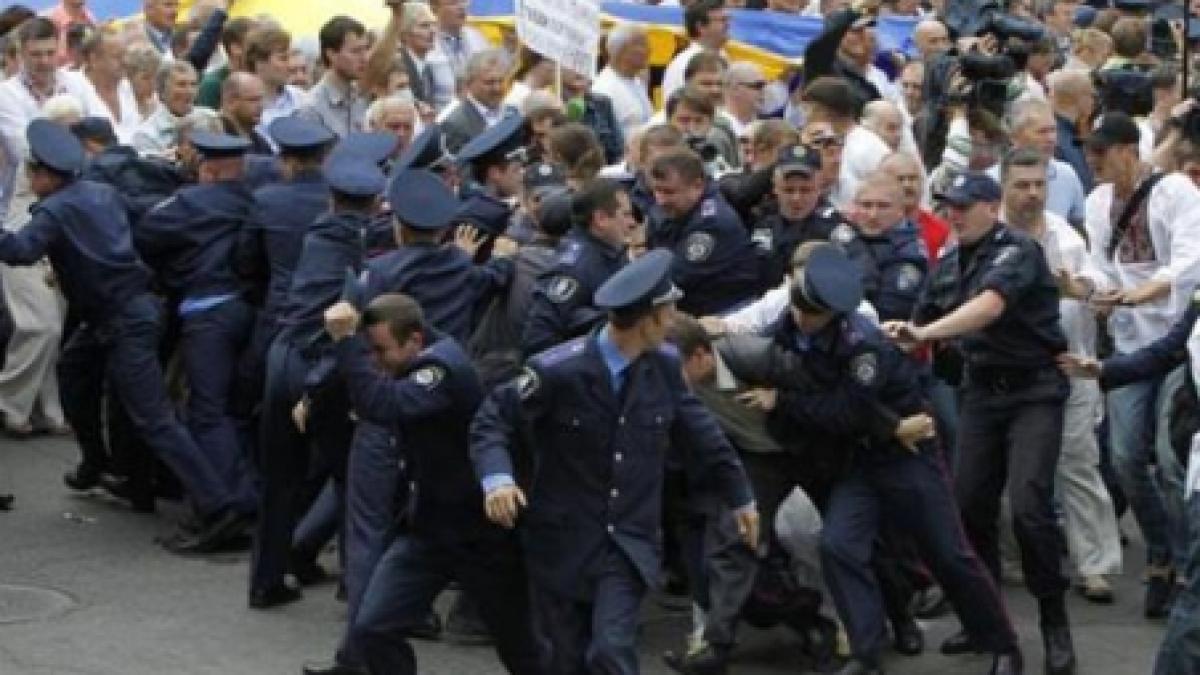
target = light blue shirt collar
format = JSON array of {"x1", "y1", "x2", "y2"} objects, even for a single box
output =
[{"x1": 596, "y1": 326, "x2": 631, "y2": 393}]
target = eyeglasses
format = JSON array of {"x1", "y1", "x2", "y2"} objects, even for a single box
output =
[
  {"x1": 739, "y1": 81, "x2": 767, "y2": 90},
  {"x1": 808, "y1": 135, "x2": 844, "y2": 148}
]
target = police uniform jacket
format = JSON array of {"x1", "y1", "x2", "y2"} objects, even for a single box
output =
[
  {"x1": 646, "y1": 183, "x2": 762, "y2": 316},
  {"x1": 845, "y1": 220, "x2": 928, "y2": 322},
  {"x1": 522, "y1": 226, "x2": 627, "y2": 355},
  {"x1": 238, "y1": 168, "x2": 329, "y2": 323},
  {"x1": 753, "y1": 202, "x2": 855, "y2": 289},
  {"x1": 337, "y1": 331, "x2": 496, "y2": 542},
  {"x1": 277, "y1": 211, "x2": 371, "y2": 348},
  {"x1": 915, "y1": 223, "x2": 1067, "y2": 371},
  {"x1": 470, "y1": 334, "x2": 754, "y2": 601},
  {"x1": 361, "y1": 242, "x2": 512, "y2": 344},
  {"x1": 0, "y1": 179, "x2": 149, "y2": 323},
  {"x1": 135, "y1": 180, "x2": 255, "y2": 301}
]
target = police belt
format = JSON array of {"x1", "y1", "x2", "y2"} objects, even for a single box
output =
[{"x1": 963, "y1": 365, "x2": 1040, "y2": 393}]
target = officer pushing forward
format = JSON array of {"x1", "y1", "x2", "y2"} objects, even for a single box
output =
[
  {"x1": 885, "y1": 172, "x2": 1076, "y2": 675},
  {"x1": 471, "y1": 250, "x2": 759, "y2": 675}
]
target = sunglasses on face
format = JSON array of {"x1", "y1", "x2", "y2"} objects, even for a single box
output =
[
  {"x1": 739, "y1": 81, "x2": 767, "y2": 90},
  {"x1": 809, "y1": 136, "x2": 844, "y2": 148}
]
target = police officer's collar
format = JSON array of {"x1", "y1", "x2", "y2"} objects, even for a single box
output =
[{"x1": 574, "y1": 224, "x2": 626, "y2": 258}]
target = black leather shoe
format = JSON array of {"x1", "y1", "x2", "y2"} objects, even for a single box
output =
[
  {"x1": 444, "y1": 594, "x2": 492, "y2": 645},
  {"x1": 1145, "y1": 572, "x2": 1174, "y2": 619},
  {"x1": 249, "y1": 581, "x2": 303, "y2": 609},
  {"x1": 990, "y1": 650, "x2": 1024, "y2": 675},
  {"x1": 99, "y1": 473, "x2": 155, "y2": 513},
  {"x1": 289, "y1": 551, "x2": 331, "y2": 586},
  {"x1": 1042, "y1": 624, "x2": 1076, "y2": 675},
  {"x1": 940, "y1": 629, "x2": 983, "y2": 655},
  {"x1": 63, "y1": 464, "x2": 103, "y2": 491},
  {"x1": 403, "y1": 609, "x2": 442, "y2": 640},
  {"x1": 662, "y1": 643, "x2": 729, "y2": 674},
  {"x1": 911, "y1": 585, "x2": 950, "y2": 620},
  {"x1": 163, "y1": 508, "x2": 250, "y2": 555},
  {"x1": 891, "y1": 617, "x2": 924, "y2": 656},
  {"x1": 835, "y1": 659, "x2": 883, "y2": 675},
  {"x1": 0, "y1": 493, "x2": 13, "y2": 511}
]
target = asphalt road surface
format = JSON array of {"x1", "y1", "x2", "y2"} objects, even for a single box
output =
[{"x1": 0, "y1": 436, "x2": 1166, "y2": 674}]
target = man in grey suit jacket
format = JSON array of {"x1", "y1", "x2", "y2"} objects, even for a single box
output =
[{"x1": 440, "y1": 48, "x2": 509, "y2": 154}]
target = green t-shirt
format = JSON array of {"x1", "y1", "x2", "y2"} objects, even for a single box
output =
[{"x1": 195, "y1": 65, "x2": 230, "y2": 109}]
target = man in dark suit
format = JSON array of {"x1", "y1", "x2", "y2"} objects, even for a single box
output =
[
  {"x1": 396, "y1": 1, "x2": 443, "y2": 108},
  {"x1": 440, "y1": 48, "x2": 510, "y2": 153}
]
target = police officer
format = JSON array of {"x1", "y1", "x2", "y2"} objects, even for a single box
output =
[
  {"x1": 754, "y1": 144, "x2": 857, "y2": 289},
  {"x1": 888, "y1": 172, "x2": 1076, "y2": 675},
  {"x1": 311, "y1": 293, "x2": 543, "y2": 675},
  {"x1": 645, "y1": 147, "x2": 763, "y2": 316},
  {"x1": 250, "y1": 154, "x2": 386, "y2": 609},
  {"x1": 360, "y1": 170, "x2": 513, "y2": 343},
  {"x1": 455, "y1": 114, "x2": 527, "y2": 240},
  {"x1": 8, "y1": 120, "x2": 247, "y2": 550},
  {"x1": 237, "y1": 117, "x2": 335, "y2": 409},
  {"x1": 522, "y1": 177, "x2": 634, "y2": 355},
  {"x1": 471, "y1": 250, "x2": 760, "y2": 674},
  {"x1": 743, "y1": 243, "x2": 1022, "y2": 675},
  {"x1": 843, "y1": 173, "x2": 928, "y2": 322},
  {"x1": 135, "y1": 130, "x2": 261, "y2": 528},
  {"x1": 508, "y1": 161, "x2": 567, "y2": 245}
]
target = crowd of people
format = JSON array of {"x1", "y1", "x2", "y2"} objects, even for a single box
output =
[{"x1": 1, "y1": 0, "x2": 1200, "y2": 673}]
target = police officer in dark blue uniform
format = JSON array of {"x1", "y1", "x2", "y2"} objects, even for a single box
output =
[
  {"x1": 360, "y1": 170, "x2": 512, "y2": 343},
  {"x1": 9, "y1": 120, "x2": 247, "y2": 550},
  {"x1": 890, "y1": 173, "x2": 1075, "y2": 675},
  {"x1": 250, "y1": 154, "x2": 386, "y2": 609},
  {"x1": 645, "y1": 147, "x2": 763, "y2": 316},
  {"x1": 236, "y1": 117, "x2": 335, "y2": 411},
  {"x1": 522, "y1": 177, "x2": 633, "y2": 355},
  {"x1": 135, "y1": 130, "x2": 261, "y2": 526},
  {"x1": 752, "y1": 243, "x2": 1022, "y2": 675},
  {"x1": 471, "y1": 250, "x2": 760, "y2": 675},
  {"x1": 455, "y1": 114, "x2": 526, "y2": 241},
  {"x1": 753, "y1": 144, "x2": 858, "y2": 289},
  {"x1": 310, "y1": 293, "x2": 543, "y2": 675},
  {"x1": 841, "y1": 174, "x2": 928, "y2": 322}
]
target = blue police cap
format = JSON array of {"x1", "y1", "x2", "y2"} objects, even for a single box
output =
[
  {"x1": 1073, "y1": 5, "x2": 1097, "y2": 27},
  {"x1": 774, "y1": 143, "x2": 821, "y2": 176},
  {"x1": 324, "y1": 154, "x2": 386, "y2": 198},
  {"x1": 594, "y1": 249, "x2": 684, "y2": 311},
  {"x1": 388, "y1": 169, "x2": 461, "y2": 230},
  {"x1": 268, "y1": 116, "x2": 334, "y2": 153},
  {"x1": 189, "y1": 131, "x2": 251, "y2": 159},
  {"x1": 938, "y1": 172, "x2": 1002, "y2": 208},
  {"x1": 395, "y1": 125, "x2": 451, "y2": 171},
  {"x1": 455, "y1": 113, "x2": 525, "y2": 165},
  {"x1": 1113, "y1": 0, "x2": 1150, "y2": 11},
  {"x1": 793, "y1": 244, "x2": 863, "y2": 315},
  {"x1": 26, "y1": 118, "x2": 84, "y2": 176},
  {"x1": 70, "y1": 116, "x2": 117, "y2": 145},
  {"x1": 537, "y1": 187, "x2": 575, "y2": 237},
  {"x1": 333, "y1": 131, "x2": 398, "y2": 166}
]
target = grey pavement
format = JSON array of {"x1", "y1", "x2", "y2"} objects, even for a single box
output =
[{"x1": 0, "y1": 436, "x2": 1165, "y2": 675}]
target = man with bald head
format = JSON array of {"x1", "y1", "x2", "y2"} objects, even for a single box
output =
[
  {"x1": 913, "y1": 19, "x2": 951, "y2": 63},
  {"x1": 862, "y1": 100, "x2": 904, "y2": 151},
  {"x1": 592, "y1": 24, "x2": 654, "y2": 140},
  {"x1": 220, "y1": 72, "x2": 272, "y2": 154}
]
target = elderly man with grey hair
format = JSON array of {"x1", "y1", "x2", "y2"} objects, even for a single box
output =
[
  {"x1": 721, "y1": 61, "x2": 765, "y2": 139},
  {"x1": 986, "y1": 99, "x2": 1087, "y2": 229},
  {"x1": 132, "y1": 60, "x2": 216, "y2": 157},
  {"x1": 365, "y1": 93, "x2": 418, "y2": 158},
  {"x1": 438, "y1": 47, "x2": 510, "y2": 153},
  {"x1": 591, "y1": 23, "x2": 654, "y2": 140}
]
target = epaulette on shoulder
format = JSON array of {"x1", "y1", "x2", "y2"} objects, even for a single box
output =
[{"x1": 531, "y1": 336, "x2": 588, "y2": 368}]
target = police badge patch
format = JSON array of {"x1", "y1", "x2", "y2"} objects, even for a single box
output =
[
  {"x1": 411, "y1": 365, "x2": 446, "y2": 389},
  {"x1": 515, "y1": 367, "x2": 540, "y2": 400},
  {"x1": 895, "y1": 263, "x2": 923, "y2": 291},
  {"x1": 993, "y1": 245, "x2": 1023, "y2": 267},
  {"x1": 547, "y1": 275, "x2": 579, "y2": 303},
  {"x1": 850, "y1": 352, "x2": 878, "y2": 386},
  {"x1": 684, "y1": 232, "x2": 716, "y2": 262},
  {"x1": 831, "y1": 223, "x2": 856, "y2": 245}
]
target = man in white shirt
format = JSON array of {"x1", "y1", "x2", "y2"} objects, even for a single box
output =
[
  {"x1": 721, "y1": 62, "x2": 765, "y2": 140},
  {"x1": 430, "y1": 0, "x2": 490, "y2": 82},
  {"x1": 245, "y1": 25, "x2": 307, "y2": 149},
  {"x1": 0, "y1": 17, "x2": 94, "y2": 214},
  {"x1": 592, "y1": 24, "x2": 655, "y2": 141},
  {"x1": 1002, "y1": 148, "x2": 1123, "y2": 602},
  {"x1": 994, "y1": 100, "x2": 1087, "y2": 229},
  {"x1": 1084, "y1": 112, "x2": 1200, "y2": 618},
  {"x1": 132, "y1": 60, "x2": 206, "y2": 156},
  {"x1": 661, "y1": 0, "x2": 730, "y2": 101},
  {"x1": 78, "y1": 27, "x2": 140, "y2": 144},
  {"x1": 800, "y1": 77, "x2": 889, "y2": 209}
]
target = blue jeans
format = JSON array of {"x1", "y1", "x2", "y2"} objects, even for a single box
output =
[
  {"x1": 1107, "y1": 367, "x2": 1188, "y2": 568},
  {"x1": 1155, "y1": 492, "x2": 1200, "y2": 675}
]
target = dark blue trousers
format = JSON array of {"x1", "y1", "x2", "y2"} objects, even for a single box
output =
[
  {"x1": 530, "y1": 548, "x2": 646, "y2": 675},
  {"x1": 179, "y1": 298, "x2": 256, "y2": 513},
  {"x1": 820, "y1": 450, "x2": 1017, "y2": 664},
  {"x1": 57, "y1": 294, "x2": 232, "y2": 517},
  {"x1": 348, "y1": 533, "x2": 543, "y2": 675}
]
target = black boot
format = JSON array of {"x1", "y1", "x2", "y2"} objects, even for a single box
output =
[
  {"x1": 444, "y1": 592, "x2": 492, "y2": 645},
  {"x1": 1041, "y1": 623, "x2": 1076, "y2": 675},
  {"x1": 835, "y1": 659, "x2": 883, "y2": 675},
  {"x1": 662, "y1": 642, "x2": 730, "y2": 674},
  {"x1": 63, "y1": 463, "x2": 103, "y2": 491},
  {"x1": 940, "y1": 628, "x2": 983, "y2": 655},
  {"x1": 891, "y1": 616, "x2": 924, "y2": 656},
  {"x1": 989, "y1": 650, "x2": 1024, "y2": 675}
]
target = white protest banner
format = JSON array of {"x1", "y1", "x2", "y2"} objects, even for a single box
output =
[{"x1": 515, "y1": 0, "x2": 603, "y2": 79}]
